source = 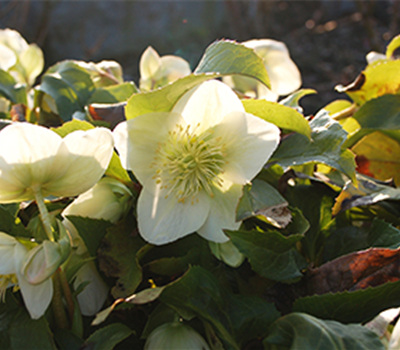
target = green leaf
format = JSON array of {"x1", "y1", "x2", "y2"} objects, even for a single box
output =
[
  {"x1": 88, "y1": 82, "x2": 137, "y2": 104},
  {"x1": 344, "y1": 94, "x2": 400, "y2": 148},
  {"x1": 160, "y1": 266, "x2": 280, "y2": 350},
  {"x1": 0, "y1": 69, "x2": 27, "y2": 104},
  {"x1": 39, "y1": 61, "x2": 95, "y2": 121},
  {"x1": 194, "y1": 40, "x2": 270, "y2": 88},
  {"x1": 66, "y1": 216, "x2": 113, "y2": 257},
  {"x1": 226, "y1": 294, "x2": 280, "y2": 347},
  {"x1": 51, "y1": 119, "x2": 94, "y2": 137},
  {"x1": 82, "y1": 323, "x2": 133, "y2": 350},
  {"x1": 53, "y1": 329, "x2": 83, "y2": 350},
  {"x1": 236, "y1": 179, "x2": 289, "y2": 222},
  {"x1": 263, "y1": 312, "x2": 384, "y2": 350},
  {"x1": 160, "y1": 266, "x2": 239, "y2": 350},
  {"x1": 0, "y1": 205, "x2": 30, "y2": 238},
  {"x1": 271, "y1": 110, "x2": 356, "y2": 183},
  {"x1": 323, "y1": 218, "x2": 400, "y2": 262},
  {"x1": 226, "y1": 229, "x2": 307, "y2": 282},
  {"x1": 293, "y1": 279, "x2": 400, "y2": 324},
  {"x1": 0, "y1": 294, "x2": 20, "y2": 350},
  {"x1": 279, "y1": 88, "x2": 317, "y2": 113},
  {"x1": 126, "y1": 40, "x2": 272, "y2": 120},
  {"x1": 242, "y1": 99, "x2": 311, "y2": 138},
  {"x1": 97, "y1": 216, "x2": 144, "y2": 298},
  {"x1": 10, "y1": 310, "x2": 57, "y2": 350}
]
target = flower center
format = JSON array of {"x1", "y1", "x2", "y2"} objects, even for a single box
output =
[{"x1": 152, "y1": 124, "x2": 226, "y2": 203}]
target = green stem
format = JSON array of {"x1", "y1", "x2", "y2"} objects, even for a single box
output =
[
  {"x1": 59, "y1": 269, "x2": 75, "y2": 322},
  {"x1": 32, "y1": 186, "x2": 54, "y2": 241},
  {"x1": 51, "y1": 269, "x2": 69, "y2": 329}
]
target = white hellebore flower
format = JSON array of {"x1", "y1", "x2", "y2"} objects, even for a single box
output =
[
  {"x1": 0, "y1": 232, "x2": 53, "y2": 319},
  {"x1": 144, "y1": 322, "x2": 210, "y2": 350},
  {"x1": 223, "y1": 39, "x2": 301, "y2": 101},
  {"x1": 61, "y1": 177, "x2": 132, "y2": 315},
  {"x1": 139, "y1": 46, "x2": 191, "y2": 91},
  {"x1": 114, "y1": 80, "x2": 280, "y2": 245},
  {"x1": 0, "y1": 28, "x2": 44, "y2": 86},
  {"x1": 0, "y1": 122, "x2": 114, "y2": 203}
]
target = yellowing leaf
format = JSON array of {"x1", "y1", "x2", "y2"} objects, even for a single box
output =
[{"x1": 352, "y1": 131, "x2": 400, "y2": 185}]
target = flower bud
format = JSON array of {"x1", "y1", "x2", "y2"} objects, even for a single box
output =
[
  {"x1": 22, "y1": 239, "x2": 68, "y2": 285},
  {"x1": 145, "y1": 322, "x2": 210, "y2": 350},
  {"x1": 62, "y1": 177, "x2": 132, "y2": 224}
]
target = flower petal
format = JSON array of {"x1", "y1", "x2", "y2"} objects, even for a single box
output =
[
  {"x1": 157, "y1": 56, "x2": 191, "y2": 81},
  {"x1": 0, "y1": 123, "x2": 62, "y2": 202},
  {"x1": 14, "y1": 242, "x2": 53, "y2": 319},
  {"x1": 113, "y1": 112, "x2": 185, "y2": 186},
  {"x1": 0, "y1": 232, "x2": 18, "y2": 274},
  {"x1": 197, "y1": 184, "x2": 243, "y2": 243},
  {"x1": 213, "y1": 111, "x2": 280, "y2": 185},
  {"x1": 140, "y1": 46, "x2": 161, "y2": 80},
  {"x1": 137, "y1": 185, "x2": 210, "y2": 245},
  {"x1": 43, "y1": 128, "x2": 114, "y2": 197},
  {"x1": 74, "y1": 261, "x2": 108, "y2": 316},
  {"x1": 172, "y1": 80, "x2": 244, "y2": 132},
  {"x1": 244, "y1": 39, "x2": 301, "y2": 96}
]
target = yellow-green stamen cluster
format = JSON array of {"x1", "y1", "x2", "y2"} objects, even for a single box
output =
[{"x1": 152, "y1": 124, "x2": 226, "y2": 203}]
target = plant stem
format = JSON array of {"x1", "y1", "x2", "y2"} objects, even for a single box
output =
[
  {"x1": 32, "y1": 186, "x2": 54, "y2": 241},
  {"x1": 59, "y1": 269, "x2": 75, "y2": 322},
  {"x1": 51, "y1": 269, "x2": 69, "y2": 329}
]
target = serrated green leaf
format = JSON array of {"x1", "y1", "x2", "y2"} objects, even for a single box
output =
[
  {"x1": 0, "y1": 205, "x2": 30, "y2": 238},
  {"x1": 279, "y1": 88, "x2": 317, "y2": 113},
  {"x1": 226, "y1": 294, "x2": 280, "y2": 347},
  {"x1": 160, "y1": 266, "x2": 239, "y2": 350},
  {"x1": 0, "y1": 69, "x2": 27, "y2": 104},
  {"x1": 39, "y1": 61, "x2": 95, "y2": 121},
  {"x1": 126, "y1": 40, "x2": 273, "y2": 120},
  {"x1": 263, "y1": 312, "x2": 384, "y2": 350},
  {"x1": 97, "y1": 217, "x2": 144, "y2": 298},
  {"x1": 88, "y1": 82, "x2": 137, "y2": 104},
  {"x1": 323, "y1": 218, "x2": 400, "y2": 262},
  {"x1": 51, "y1": 119, "x2": 94, "y2": 137},
  {"x1": 242, "y1": 99, "x2": 311, "y2": 138},
  {"x1": 271, "y1": 110, "x2": 356, "y2": 183},
  {"x1": 293, "y1": 279, "x2": 400, "y2": 324},
  {"x1": 194, "y1": 40, "x2": 270, "y2": 88},
  {"x1": 226, "y1": 229, "x2": 307, "y2": 282},
  {"x1": 10, "y1": 310, "x2": 57, "y2": 350},
  {"x1": 236, "y1": 179, "x2": 288, "y2": 222},
  {"x1": 344, "y1": 94, "x2": 400, "y2": 148},
  {"x1": 66, "y1": 216, "x2": 112, "y2": 257},
  {"x1": 82, "y1": 323, "x2": 133, "y2": 350}
]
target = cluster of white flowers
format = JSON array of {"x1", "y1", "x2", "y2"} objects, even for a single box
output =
[{"x1": 0, "y1": 31, "x2": 302, "y2": 348}]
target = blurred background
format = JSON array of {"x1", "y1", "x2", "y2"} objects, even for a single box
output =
[{"x1": 0, "y1": 0, "x2": 398, "y2": 114}]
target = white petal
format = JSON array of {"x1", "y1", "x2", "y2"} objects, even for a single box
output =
[
  {"x1": 0, "y1": 232, "x2": 18, "y2": 274},
  {"x1": 18, "y1": 275, "x2": 53, "y2": 319},
  {"x1": 158, "y1": 56, "x2": 191, "y2": 81},
  {"x1": 0, "y1": 29, "x2": 28, "y2": 54},
  {"x1": 140, "y1": 46, "x2": 161, "y2": 80},
  {"x1": 213, "y1": 111, "x2": 280, "y2": 185},
  {"x1": 0, "y1": 123, "x2": 62, "y2": 202},
  {"x1": 19, "y1": 44, "x2": 44, "y2": 86},
  {"x1": 44, "y1": 128, "x2": 114, "y2": 197},
  {"x1": 172, "y1": 80, "x2": 244, "y2": 132},
  {"x1": 244, "y1": 39, "x2": 301, "y2": 96},
  {"x1": 0, "y1": 44, "x2": 17, "y2": 71},
  {"x1": 197, "y1": 184, "x2": 243, "y2": 243},
  {"x1": 137, "y1": 185, "x2": 210, "y2": 245},
  {"x1": 74, "y1": 261, "x2": 108, "y2": 316},
  {"x1": 113, "y1": 112, "x2": 185, "y2": 185},
  {"x1": 13, "y1": 242, "x2": 53, "y2": 319}
]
